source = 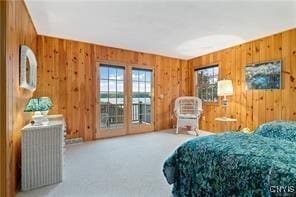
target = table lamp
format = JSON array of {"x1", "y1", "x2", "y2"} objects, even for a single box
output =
[
  {"x1": 217, "y1": 80, "x2": 233, "y2": 117},
  {"x1": 24, "y1": 97, "x2": 53, "y2": 125}
]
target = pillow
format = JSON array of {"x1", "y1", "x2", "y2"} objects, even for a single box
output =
[{"x1": 254, "y1": 121, "x2": 296, "y2": 142}]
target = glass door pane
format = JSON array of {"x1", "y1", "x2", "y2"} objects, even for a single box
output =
[
  {"x1": 99, "y1": 65, "x2": 125, "y2": 130},
  {"x1": 131, "y1": 68, "x2": 153, "y2": 126}
]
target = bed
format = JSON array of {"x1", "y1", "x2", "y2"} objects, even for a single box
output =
[{"x1": 163, "y1": 121, "x2": 296, "y2": 196}]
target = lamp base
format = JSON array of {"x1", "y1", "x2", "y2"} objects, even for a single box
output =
[
  {"x1": 41, "y1": 110, "x2": 49, "y2": 124},
  {"x1": 222, "y1": 96, "x2": 228, "y2": 107},
  {"x1": 32, "y1": 111, "x2": 44, "y2": 125},
  {"x1": 222, "y1": 96, "x2": 228, "y2": 118}
]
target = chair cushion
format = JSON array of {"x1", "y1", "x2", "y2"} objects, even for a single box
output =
[{"x1": 179, "y1": 114, "x2": 197, "y2": 119}]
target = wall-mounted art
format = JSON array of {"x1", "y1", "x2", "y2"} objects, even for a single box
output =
[
  {"x1": 245, "y1": 60, "x2": 281, "y2": 90},
  {"x1": 20, "y1": 45, "x2": 37, "y2": 91}
]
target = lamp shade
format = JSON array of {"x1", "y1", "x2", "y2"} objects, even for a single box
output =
[
  {"x1": 24, "y1": 97, "x2": 53, "y2": 112},
  {"x1": 217, "y1": 80, "x2": 233, "y2": 96}
]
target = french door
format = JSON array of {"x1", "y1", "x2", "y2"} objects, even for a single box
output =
[
  {"x1": 96, "y1": 63, "x2": 154, "y2": 139},
  {"x1": 96, "y1": 64, "x2": 127, "y2": 138},
  {"x1": 128, "y1": 67, "x2": 154, "y2": 133}
]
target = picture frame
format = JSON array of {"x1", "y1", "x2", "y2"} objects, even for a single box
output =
[{"x1": 245, "y1": 60, "x2": 281, "y2": 90}]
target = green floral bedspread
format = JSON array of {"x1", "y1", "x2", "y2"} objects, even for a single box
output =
[{"x1": 163, "y1": 132, "x2": 296, "y2": 197}]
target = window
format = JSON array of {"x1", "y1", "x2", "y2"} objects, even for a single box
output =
[{"x1": 195, "y1": 65, "x2": 219, "y2": 102}]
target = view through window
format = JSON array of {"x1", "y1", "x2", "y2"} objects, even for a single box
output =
[
  {"x1": 195, "y1": 65, "x2": 219, "y2": 102},
  {"x1": 132, "y1": 68, "x2": 152, "y2": 125},
  {"x1": 100, "y1": 65, "x2": 125, "y2": 129}
]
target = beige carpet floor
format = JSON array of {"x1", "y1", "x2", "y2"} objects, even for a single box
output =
[{"x1": 17, "y1": 130, "x2": 212, "y2": 197}]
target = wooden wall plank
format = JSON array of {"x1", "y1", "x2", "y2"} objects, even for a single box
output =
[
  {"x1": 234, "y1": 45, "x2": 242, "y2": 130},
  {"x1": 189, "y1": 28, "x2": 296, "y2": 131},
  {"x1": 273, "y1": 33, "x2": 282, "y2": 121},
  {"x1": 229, "y1": 47, "x2": 237, "y2": 130},
  {"x1": 258, "y1": 38, "x2": 267, "y2": 125},
  {"x1": 245, "y1": 43, "x2": 254, "y2": 129},
  {"x1": 0, "y1": 2, "x2": 7, "y2": 196},
  {"x1": 281, "y1": 31, "x2": 291, "y2": 120},
  {"x1": 264, "y1": 36, "x2": 274, "y2": 122},
  {"x1": 252, "y1": 40, "x2": 260, "y2": 129},
  {"x1": 291, "y1": 29, "x2": 296, "y2": 120}
]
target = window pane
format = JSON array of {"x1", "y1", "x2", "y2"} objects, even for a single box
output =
[
  {"x1": 205, "y1": 74, "x2": 211, "y2": 84},
  {"x1": 204, "y1": 69, "x2": 210, "y2": 77},
  {"x1": 100, "y1": 79, "x2": 108, "y2": 92},
  {"x1": 116, "y1": 96, "x2": 124, "y2": 104},
  {"x1": 204, "y1": 88, "x2": 208, "y2": 101},
  {"x1": 132, "y1": 70, "x2": 139, "y2": 81},
  {"x1": 139, "y1": 97, "x2": 145, "y2": 103},
  {"x1": 146, "y1": 72, "x2": 152, "y2": 82},
  {"x1": 197, "y1": 88, "x2": 201, "y2": 98},
  {"x1": 139, "y1": 71, "x2": 145, "y2": 81},
  {"x1": 201, "y1": 88, "x2": 206, "y2": 100},
  {"x1": 139, "y1": 82, "x2": 145, "y2": 92},
  {"x1": 132, "y1": 97, "x2": 139, "y2": 104},
  {"x1": 213, "y1": 84, "x2": 218, "y2": 101},
  {"x1": 213, "y1": 76, "x2": 218, "y2": 84},
  {"x1": 100, "y1": 67, "x2": 109, "y2": 79},
  {"x1": 213, "y1": 67, "x2": 219, "y2": 75},
  {"x1": 117, "y1": 69, "x2": 124, "y2": 80},
  {"x1": 145, "y1": 82, "x2": 151, "y2": 93},
  {"x1": 109, "y1": 68, "x2": 116, "y2": 80},
  {"x1": 209, "y1": 88, "x2": 213, "y2": 101},
  {"x1": 209, "y1": 86, "x2": 214, "y2": 101},
  {"x1": 145, "y1": 98, "x2": 151, "y2": 104},
  {"x1": 100, "y1": 91, "x2": 108, "y2": 101},
  {"x1": 197, "y1": 72, "x2": 203, "y2": 85},
  {"x1": 133, "y1": 82, "x2": 139, "y2": 92},
  {"x1": 117, "y1": 108, "x2": 124, "y2": 116},
  {"x1": 109, "y1": 98, "x2": 116, "y2": 104},
  {"x1": 109, "y1": 80, "x2": 116, "y2": 92},
  {"x1": 117, "y1": 80, "x2": 124, "y2": 92}
]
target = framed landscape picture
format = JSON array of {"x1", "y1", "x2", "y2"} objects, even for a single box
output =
[{"x1": 245, "y1": 60, "x2": 281, "y2": 90}]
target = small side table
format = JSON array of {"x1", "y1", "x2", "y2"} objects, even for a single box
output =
[{"x1": 215, "y1": 117, "x2": 237, "y2": 131}]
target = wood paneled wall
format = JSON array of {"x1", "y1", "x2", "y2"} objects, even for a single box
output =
[
  {"x1": 35, "y1": 36, "x2": 190, "y2": 140},
  {"x1": 0, "y1": 2, "x2": 7, "y2": 196},
  {"x1": 5, "y1": 0, "x2": 37, "y2": 195},
  {"x1": 189, "y1": 28, "x2": 296, "y2": 132}
]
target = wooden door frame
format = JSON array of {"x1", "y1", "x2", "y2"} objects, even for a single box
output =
[
  {"x1": 127, "y1": 64, "x2": 155, "y2": 134},
  {"x1": 95, "y1": 61, "x2": 129, "y2": 139}
]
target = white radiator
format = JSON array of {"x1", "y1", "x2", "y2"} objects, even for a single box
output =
[{"x1": 21, "y1": 117, "x2": 65, "y2": 191}]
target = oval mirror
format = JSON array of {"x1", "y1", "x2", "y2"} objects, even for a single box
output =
[{"x1": 20, "y1": 45, "x2": 37, "y2": 91}]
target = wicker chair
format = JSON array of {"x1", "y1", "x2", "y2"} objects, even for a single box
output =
[{"x1": 174, "y1": 97, "x2": 203, "y2": 135}]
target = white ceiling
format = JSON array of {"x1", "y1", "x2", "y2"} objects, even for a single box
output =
[{"x1": 25, "y1": 0, "x2": 296, "y2": 60}]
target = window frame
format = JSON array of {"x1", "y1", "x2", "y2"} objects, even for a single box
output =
[{"x1": 193, "y1": 64, "x2": 220, "y2": 105}]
